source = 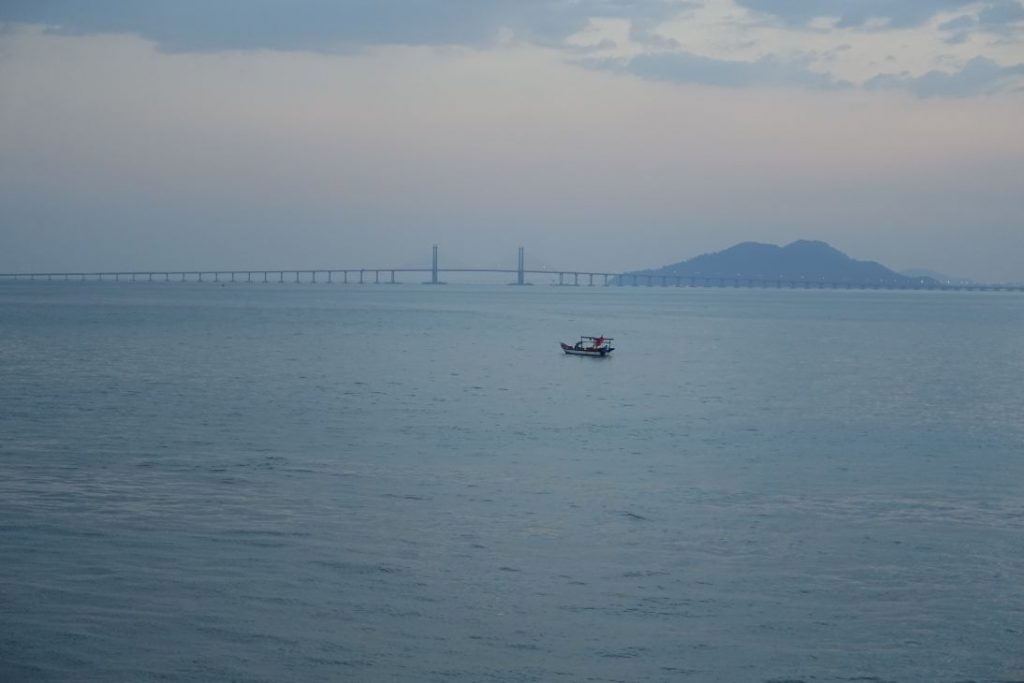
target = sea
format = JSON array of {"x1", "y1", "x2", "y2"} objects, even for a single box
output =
[{"x1": 1, "y1": 282, "x2": 1022, "y2": 683}]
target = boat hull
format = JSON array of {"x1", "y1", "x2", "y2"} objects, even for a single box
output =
[{"x1": 560, "y1": 343, "x2": 613, "y2": 356}]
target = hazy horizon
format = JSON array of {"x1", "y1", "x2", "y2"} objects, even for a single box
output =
[
  {"x1": 1, "y1": 1, "x2": 1022, "y2": 281},
  {"x1": 0, "y1": 238, "x2": 1011, "y2": 285}
]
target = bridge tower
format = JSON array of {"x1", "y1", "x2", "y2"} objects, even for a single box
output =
[{"x1": 517, "y1": 247, "x2": 525, "y2": 285}]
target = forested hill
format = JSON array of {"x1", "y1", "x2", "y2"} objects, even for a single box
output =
[{"x1": 631, "y1": 240, "x2": 935, "y2": 285}]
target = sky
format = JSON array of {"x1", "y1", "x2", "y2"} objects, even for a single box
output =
[{"x1": 1, "y1": 1, "x2": 1023, "y2": 281}]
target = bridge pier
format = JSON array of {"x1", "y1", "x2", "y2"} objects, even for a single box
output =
[{"x1": 12, "y1": 258, "x2": 1022, "y2": 292}]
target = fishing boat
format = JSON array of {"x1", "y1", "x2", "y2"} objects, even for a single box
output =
[{"x1": 560, "y1": 335, "x2": 614, "y2": 356}]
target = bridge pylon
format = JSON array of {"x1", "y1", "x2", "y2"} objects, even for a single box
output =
[{"x1": 424, "y1": 244, "x2": 445, "y2": 284}]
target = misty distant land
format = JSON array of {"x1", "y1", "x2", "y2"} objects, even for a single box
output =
[
  {"x1": 3, "y1": 238, "x2": 1018, "y2": 290},
  {"x1": 628, "y1": 240, "x2": 955, "y2": 287}
]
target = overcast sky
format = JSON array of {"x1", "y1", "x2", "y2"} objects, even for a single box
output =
[{"x1": 1, "y1": 1, "x2": 1022, "y2": 280}]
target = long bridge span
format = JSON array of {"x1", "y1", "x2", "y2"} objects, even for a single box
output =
[{"x1": 2, "y1": 245, "x2": 1021, "y2": 292}]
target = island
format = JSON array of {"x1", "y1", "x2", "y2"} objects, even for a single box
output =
[{"x1": 624, "y1": 240, "x2": 937, "y2": 288}]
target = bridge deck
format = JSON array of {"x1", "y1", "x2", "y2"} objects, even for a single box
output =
[{"x1": 0, "y1": 268, "x2": 1019, "y2": 292}]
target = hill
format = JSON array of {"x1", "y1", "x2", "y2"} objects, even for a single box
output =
[{"x1": 630, "y1": 240, "x2": 936, "y2": 286}]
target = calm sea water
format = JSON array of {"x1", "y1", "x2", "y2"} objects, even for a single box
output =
[{"x1": 1, "y1": 283, "x2": 1022, "y2": 682}]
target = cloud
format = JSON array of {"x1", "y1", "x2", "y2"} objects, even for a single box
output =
[
  {"x1": 939, "y1": 15, "x2": 977, "y2": 43},
  {"x1": 979, "y1": 0, "x2": 1024, "y2": 27},
  {"x1": 866, "y1": 56, "x2": 1024, "y2": 96},
  {"x1": 938, "y1": 1, "x2": 1024, "y2": 42},
  {"x1": 734, "y1": 0, "x2": 977, "y2": 29},
  {"x1": 0, "y1": 0, "x2": 687, "y2": 52},
  {"x1": 3, "y1": 0, "x2": 1020, "y2": 99},
  {"x1": 599, "y1": 51, "x2": 849, "y2": 89}
]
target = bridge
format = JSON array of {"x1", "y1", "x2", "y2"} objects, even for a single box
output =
[{"x1": 1, "y1": 245, "x2": 1022, "y2": 292}]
